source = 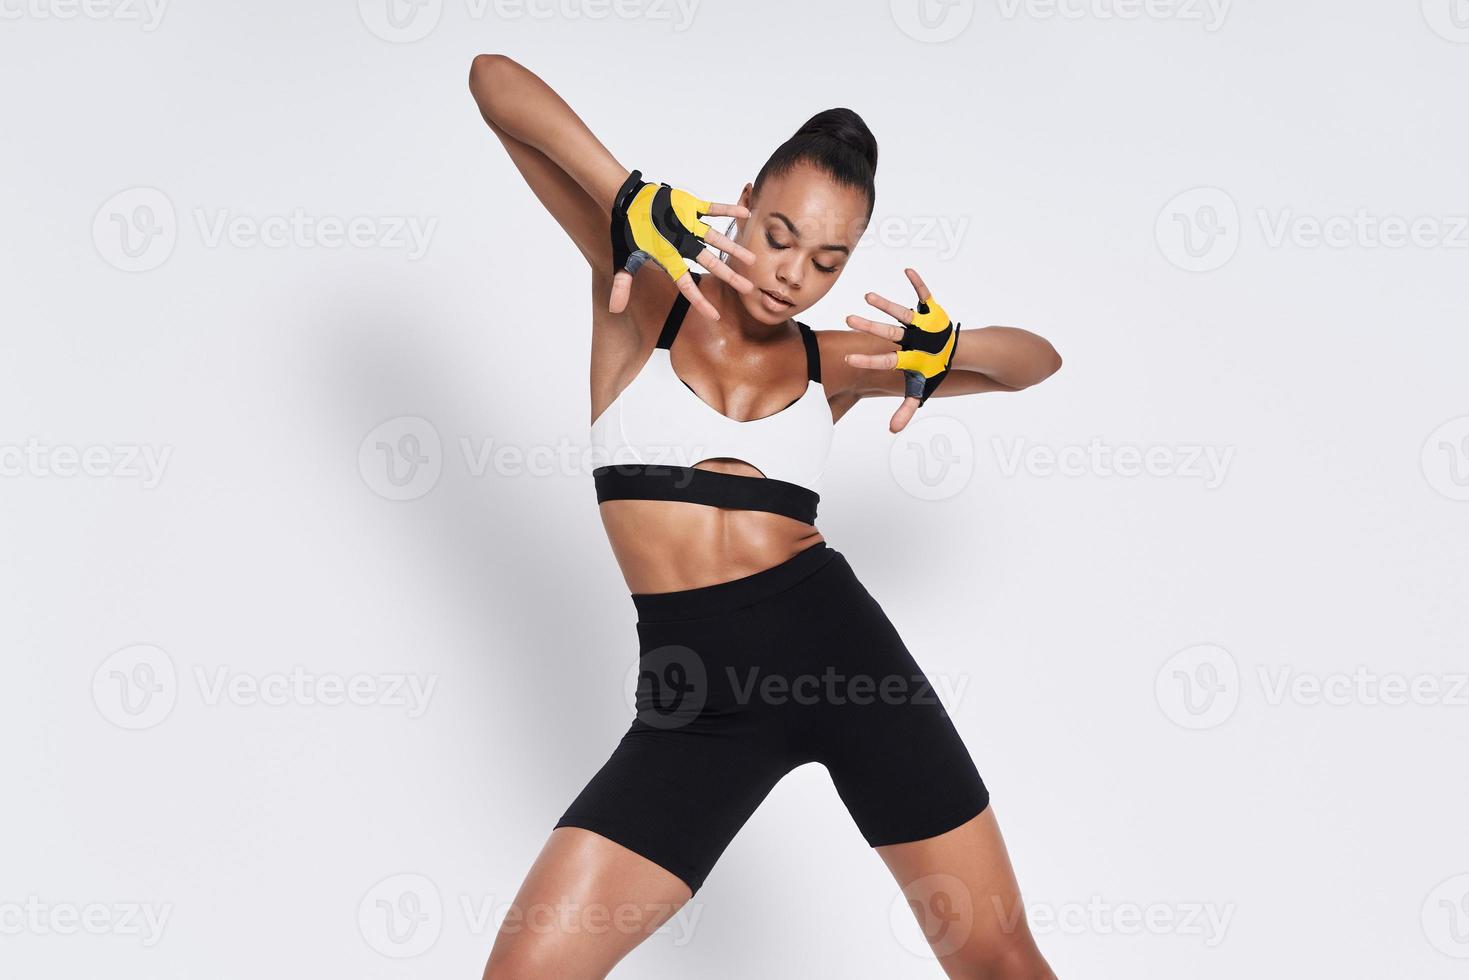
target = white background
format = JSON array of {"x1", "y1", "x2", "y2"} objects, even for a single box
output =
[{"x1": 3, "y1": 0, "x2": 1468, "y2": 977}]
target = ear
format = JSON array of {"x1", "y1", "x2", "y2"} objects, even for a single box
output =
[{"x1": 730, "y1": 183, "x2": 755, "y2": 241}]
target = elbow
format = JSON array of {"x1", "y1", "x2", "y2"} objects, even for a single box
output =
[
  {"x1": 468, "y1": 53, "x2": 512, "y2": 102},
  {"x1": 1040, "y1": 346, "x2": 1063, "y2": 382}
]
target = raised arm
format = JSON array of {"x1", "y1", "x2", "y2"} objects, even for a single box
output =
[
  {"x1": 467, "y1": 54, "x2": 754, "y2": 319},
  {"x1": 467, "y1": 54, "x2": 627, "y2": 274}
]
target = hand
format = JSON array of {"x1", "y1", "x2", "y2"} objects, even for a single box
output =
[
  {"x1": 608, "y1": 169, "x2": 755, "y2": 321},
  {"x1": 843, "y1": 267, "x2": 961, "y2": 433}
]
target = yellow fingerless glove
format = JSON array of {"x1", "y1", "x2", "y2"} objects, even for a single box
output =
[
  {"x1": 610, "y1": 169, "x2": 713, "y2": 283},
  {"x1": 893, "y1": 295, "x2": 960, "y2": 405}
]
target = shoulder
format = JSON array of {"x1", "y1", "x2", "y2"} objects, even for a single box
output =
[{"x1": 808, "y1": 326, "x2": 899, "y2": 398}]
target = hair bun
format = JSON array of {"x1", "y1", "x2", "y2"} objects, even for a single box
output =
[{"x1": 794, "y1": 108, "x2": 878, "y2": 176}]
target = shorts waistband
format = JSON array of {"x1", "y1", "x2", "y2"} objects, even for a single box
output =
[{"x1": 631, "y1": 541, "x2": 839, "y2": 623}]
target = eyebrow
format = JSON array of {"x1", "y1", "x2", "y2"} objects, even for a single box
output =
[{"x1": 769, "y1": 212, "x2": 851, "y2": 254}]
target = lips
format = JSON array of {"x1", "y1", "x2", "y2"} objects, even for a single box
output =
[{"x1": 760, "y1": 288, "x2": 794, "y2": 307}]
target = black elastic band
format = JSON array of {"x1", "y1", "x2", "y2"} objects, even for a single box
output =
[
  {"x1": 594, "y1": 464, "x2": 819, "y2": 525},
  {"x1": 655, "y1": 272, "x2": 701, "y2": 350},
  {"x1": 797, "y1": 321, "x2": 822, "y2": 383}
]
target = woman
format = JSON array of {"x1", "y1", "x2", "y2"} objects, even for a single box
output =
[{"x1": 468, "y1": 53, "x2": 1063, "y2": 979}]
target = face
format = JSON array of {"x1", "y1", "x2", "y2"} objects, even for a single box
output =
[{"x1": 727, "y1": 162, "x2": 869, "y2": 324}]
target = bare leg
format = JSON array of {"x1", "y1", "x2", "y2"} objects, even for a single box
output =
[
  {"x1": 482, "y1": 827, "x2": 693, "y2": 980},
  {"x1": 877, "y1": 807, "x2": 1057, "y2": 980}
]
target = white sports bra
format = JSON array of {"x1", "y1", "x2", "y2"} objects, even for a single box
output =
[{"x1": 590, "y1": 282, "x2": 834, "y2": 524}]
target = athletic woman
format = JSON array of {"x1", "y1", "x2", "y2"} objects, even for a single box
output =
[{"x1": 468, "y1": 54, "x2": 1063, "y2": 980}]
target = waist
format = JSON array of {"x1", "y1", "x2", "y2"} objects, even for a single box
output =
[
  {"x1": 599, "y1": 500, "x2": 825, "y2": 594},
  {"x1": 631, "y1": 540, "x2": 839, "y2": 622}
]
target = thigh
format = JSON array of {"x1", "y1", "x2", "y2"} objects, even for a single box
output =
[
  {"x1": 877, "y1": 807, "x2": 1055, "y2": 979},
  {"x1": 482, "y1": 825, "x2": 692, "y2": 980}
]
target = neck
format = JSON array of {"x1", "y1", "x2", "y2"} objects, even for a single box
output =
[{"x1": 703, "y1": 276, "x2": 790, "y2": 343}]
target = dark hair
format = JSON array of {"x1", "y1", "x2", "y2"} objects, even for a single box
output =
[{"x1": 753, "y1": 108, "x2": 878, "y2": 220}]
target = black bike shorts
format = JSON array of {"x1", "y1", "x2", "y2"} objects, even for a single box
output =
[{"x1": 555, "y1": 541, "x2": 990, "y2": 894}]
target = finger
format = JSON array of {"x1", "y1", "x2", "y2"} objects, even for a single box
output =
[
  {"x1": 609, "y1": 271, "x2": 632, "y2": 314},
  {"x1": 844, "y1": 314, "x2": 906, "y2": 344},
  {"x1": 864, "y1": 291, "x2": 916, "y2": 326},
  {"x1": 889, "y1": 396, "x2": 921, "y2": 434},
  {"x1": 703, "y1": 202, "x2": 751, "y2": 220},
  {"x1": 904, "y1": 267, "x2": 932, "y2": 303},
  {"x1": 693, "y1": 248, "x2": 754, "y2": 293},
  {"x1": 676, "y1": 272, "x2": 721, "y2": 321},
  {"x1": 701, "y1": 228, "x2": 756, "y2": 265},
  {"x1": 843, "y1": 351, "x2": 901, "y2": 371}
]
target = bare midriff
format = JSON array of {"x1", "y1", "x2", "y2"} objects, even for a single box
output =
[{"x1": 597, "y1": 464, "x2": 824, "y2": 594}]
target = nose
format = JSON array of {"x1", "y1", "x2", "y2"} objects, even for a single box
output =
[{"x1": 775, "y1": 257, "x2": 801, "y2": 293}]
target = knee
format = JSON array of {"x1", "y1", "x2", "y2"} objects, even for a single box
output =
[
  {"x1": 482, "y1": 935, "x2": 573, "y2": 980},
  {"x1": 949, "y1": 936, "x2": 1054, "y2": 980}
]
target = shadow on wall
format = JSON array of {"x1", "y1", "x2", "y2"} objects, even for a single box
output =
[{"x1": 314, "y1": 279, "x2": 632, "y2": 804}]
